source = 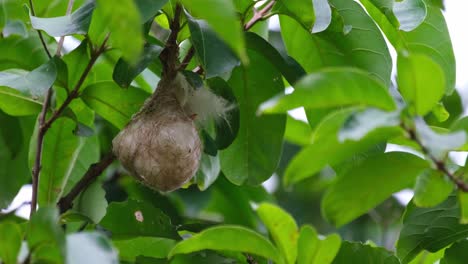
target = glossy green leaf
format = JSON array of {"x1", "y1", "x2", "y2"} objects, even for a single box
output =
[
  {"x1": 408, "y1": 250, "x2": 444, "y2": 264},
  {"x1": 113, "y1": 237, "x2": 176, "y2": 261},
  {"x1": 0, "y1": 86, "x2": 42, "y2": 116},
  {"x1": 27, "y1": 207, "x2": 65, "y2": 261},
  {"x1": 28, "y1": 118, "x2": 82, "y2": 205},
  {"x1": 113, "y1": 44, "x2": 163, "y2": 88},
  {"x1": 81, "y1": 81, "x2": 149, "y2": 129},
  {"x1": 397, "y1": 53, "x2": 445, "y2": 115},
  {"x1": 135, "y1": 0, "x2": 168, "y2": 22},
  {"x1": 206, "y1": 78, "x2": 239, "y2": 150},
  {"x1": 284, "y1": 116, "x2": 313, "y2": 146},
  {"x1": 91, "y1": 0, "x2": 143, "y2": 62},
  {"x1": 0, "y1": 114, "x2": 34, "y2": 209},
  {"x1": 66, "y1": 232, "x2": 118, "y2": 264},
  {"x1": 180, "y1": 0, "x2": 246, "y2": 62},
  {"x1": 413, "y1": 170, "x2": 453, "y2": 207},
  {"x1": 0, "y1": 221, "x2": 22, "y2": 264},
  {"x1": 415, "y1": 119, "x2": 466, "y2": 159},
  {"x1": 195, "y1": 153, "x2": 220, "y2": 191},
  {"x1": 100, "y1": 199, "x2": 179, "y2": 239},
  {"x1": 257, "y1": 203, "x2": 298, "y2": 264},
  {"x1": 220, "y1": 50, "x2": 286, "y2": 185},
  {"x1": 280, "y1": 0, "x2": 392, "y2": 87},
  {"x1": 30, "y1": 1, "x2": 94, "y2": 37},
  {"x1": 0, "y1": 59, "x2": 56, "y2": 98},
  {"x1": 338, "y1": 108, "x2": 401, "y2": 142},
  {"x1": 397, "y1": 195, "x2": 468, "y2": 263},
  {"x1": 259, "y1": 68, "x2": 396, "y2": 114},
  {"x1": 284, "y1": 109, "x2": 402, "y2": 186},
  {"x1": 245, "y1": 32, "x2": 306, "y2": 85},
  {"x1": 332, "y1": 241, "x2": 400, "y2": 264},
  {"x1": 323, "y1": 152, "x2": 429, "y2": 227},
  {"x1": 297, "y1": 225, "x2": 341, "y2": 264},
  {"x1": 359, "y1": 2, "x2": 455, "y2": 93},
  {"x1": 168, "y1": 225, "x2": 282, "y2": 263},
  {"x1": 186, "y1": 14, "x2": 239, "y2": 78},
  {"x1": 458, "y1": 192, "x2": 468, "y2": 224},
  {"x1": 440, "y1": 240, "x2": 468, "y2": 264},
  {"x1": 0, "y1": 36, "x2": 48, "y2": 71},
  {"x1": 73, "y1": 181, "x2": 108, "y2": 223},
  {"x1": 273, "y1": 0, "x2": 315, "y2": 31}
]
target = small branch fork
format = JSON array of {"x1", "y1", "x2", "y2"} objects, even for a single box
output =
[
  {"x1": 402, "y1": 124, "x2": 468, "y2": 192},
  {"x1": 29, "y1": 0, "x2": 110, "y2": 217},
  {"x1": 179, "y1": 0, "x2": 277, "y2": 71}
]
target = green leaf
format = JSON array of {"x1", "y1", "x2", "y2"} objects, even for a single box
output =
[
  {"x1": 30, "y1": 1, "x2": 95, "y2": 37},
  {"x1": 195, "y1": 153, "x2": 221, "y2": 191},
  {"x1": 29, "y1": 118, "x2": 82, "y2": 205},
  {"x1": 186, "y1": 14, "x2": 240, "y2": 78},
  {"x1": 397, "y1": 195, "x2": 468, "y2": 263},
  {"x1": 408, "y1": 250, "x2": 444, "y2": 264},
  {"x1": 113, "y1": 44, "x2": 163, "y2": 88},
  {"x1": 280, "y1": 0, "x2": 392, "y2": 87},
  {"x1": 220, "y1": 49, "x2": 286, "y2": 185},
  {"x1": 135, "y1": 0, "x2": 168, "y2": 22},
  {"x1": 273, "y1": 0, "x2": 315, "y2": 31},
  {"x1": 73, "y1": 181, "x2": 108, "y2": 223},
  {"x1": 27, "y1": 207, "x2": 65, "y2": 261},
  {"x1": 91, "y1": 0, "x2": 143, "y2": 62},
  {"x1": 113, "y1": 237, "x2": 177, "y2": 261},
  {"x1": 81, "y1": 81, "x2": 149, "y2": 129},
  {"x1": 0, "y1": 35, "x2": 48, "y2": 71},
  {"x1": 168, "y1": 225, "x2": 282, "y2": 263},
  {"x1": 0, "y1": 114, "x2": 34, "y2": 209},
  {"x1": 100, "y1": 199, "x2": 179, "y2": 239},
  {"x1": 297, "y1": 225, "x2": 341, "y2": 264},
  {"x1": 62, "y1": 39, "x2": 90, "y2": 90},
  {"x1": 322, "y1": 152, "x2": 429, "y2": 227},
  {"x1": 0, "y1": 59, "x2": 56, "y2": 98},
  {"x1": 206, "y1": 78, "x2": 239, "y2": 150},
  {"x1": 359, "y1": 2, "x2": 455, "y2": 93},
  {"x1": 332, "y1": 241, "x2": 400, "y2": 264},
  {"x1": 440, "y1": 240, "x2": 468, "y2": 264},
  {"x1": 257, "y1": 203, "x2": 298, "y2": 264},
  {"x1": 180, "y1": 0, "x2": 246, "y2": 62},
  {"x1": 397, "y1": 53, "x2": 445, "y2": 115},
  {"x1": 458, "y1": 192, "x2": 468, "y2": 224},
  {"x1": 245, "y1": 32, "x2": 306, "y2": 85},
  {"x1": 0, "y1": 86, "x2": 42, "y2": 116},
  {"x1": 413, "y1": 170, "x2": 453, "y2": 208},
  {"x1": 284, "y1": 116, "x2": 313, "y2": 146},
  {"x1": 0, "y1": 221, "x2": 22, "y2": 264},
  {"x1": 415, "y1": 119, "x2": 466, "y2": 159},
  {"x1": 284, "y1": 109, "x2": 401, "y2": 186},
  {"x1": 66, "y1": 232, "x2": 118, "y2": 264},
  {"x1": 258, "y1": 68, "x2": 396, "y2": 115}
]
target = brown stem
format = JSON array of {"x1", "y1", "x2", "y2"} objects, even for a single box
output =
[
  {"x1": 244, "y1": 0, "x2": 276, "y2": 31},
  {"x1": 159, "y1": 4, "x2": 183, "y2": 79},
  {"x1": 29, "y1": 0, "x2": 52, "y2": 58},
  {"x1": 404, "y1": 125, "x2": 468, "y2": 192},
  {"x1": 57, "y1": 153, "x2": 116, "y2": 213},
  {"x1": 30, "y1": 36, "x2": 109, "y2": 217}
]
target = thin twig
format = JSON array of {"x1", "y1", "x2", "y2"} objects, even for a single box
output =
[
  {"x1": 57, "y1": 153, "x2": 116, "y2": 213},
  {"x1": 404, "y1": 125, "x2": 468, "y2": 191},
  {"x1": 29, "y1": 0, "x2": 52, "y2": 58},
  {"x1": 244, "y1": 0, "x2": 276, "y2": 30},
  {"x1": 55, "y1": 0, "x2": 76, "y2": 56},
  {"x1": 159, "y1": 4, "x2": 183, "y2": 78},
  {"x1": 30, "y1": 36, "x2": 109, "y2": 217}
]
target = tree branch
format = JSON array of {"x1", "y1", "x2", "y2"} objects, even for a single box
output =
[
  {"x1": 403, "y1": 124, "x2": 468, "y2": 192},
  {"x1": 58, "y1": 153, "x2": 116, "y2": 213},
  {"x1": 159, "y1": 4, "x2": 183, "y2": 79},
  {"x1": 29, "y1": 0, "x2": 52, "y2": 58},
  {"x1": 30, "y1": 36, "x2": 109, "y2": 217}
]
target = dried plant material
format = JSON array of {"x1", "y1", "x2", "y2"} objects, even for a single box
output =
[{"x1": 112, "y1": 73, "x2": 231, "y2": 192}]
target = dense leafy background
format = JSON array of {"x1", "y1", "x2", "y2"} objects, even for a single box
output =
[{"x1": 0, "y1": 0, "x2": 467, "y2": 263}]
